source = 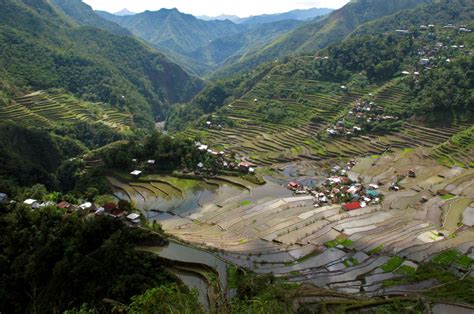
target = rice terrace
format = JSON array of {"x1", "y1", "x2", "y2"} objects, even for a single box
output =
[{"x1": 0, "y1": 0, "x2": 473, "y2": 312}]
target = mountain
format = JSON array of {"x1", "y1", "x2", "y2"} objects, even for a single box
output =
[
  {"x1": 186, "y1": 20, "x2": 304, "y2": 69},
  {"x1": 97, "y1": 8, "x2": 243, "y2": 55},
  {"x1": 98, "y1": 8, "x2": 303, "y2": 75},
  {"x1": 241, "y1": 8, "x2": 333, "y2": 25},
  {"x1": 50, "y1": 0, "x2": 132, "y2": 36},
  {"x1": 198, "y1": 8, "x2": 333, "y2": 24},
  {"x1": 214, "y1": 0, "x2": 431, "y2": 77},
  {"x1": 197, "y1": 14, "x2": 243, "y2": 23},
  {"x1": 114, "y1": 8, "x2": 136, "y2": 16},
  {"x1": 0, "y1": 0, "x2": 203, "y2": 129}
]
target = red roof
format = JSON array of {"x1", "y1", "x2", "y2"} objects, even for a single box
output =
[
  {"x1": 239, "y1": 161, "x2": 256, "y2": 168},
  {"x1": 103, "y1": 203, "x2": 117, "y2": 212},
  {"x1": 288, "y1": 181, "x2": 299, "y2": 188},
  {"x1": 57, "y1": 201, "x2": 71, "y2": 209},
  {"x1": 109, "y1": 208, "x2": 125, "y2": 217},
  {"x1": 342, "y1": 202, "x2": 361, "y2": 211}
]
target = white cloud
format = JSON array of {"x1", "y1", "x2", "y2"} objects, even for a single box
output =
[{"x1": 83, "y1": 0, "x2": 349, "y2": 17}]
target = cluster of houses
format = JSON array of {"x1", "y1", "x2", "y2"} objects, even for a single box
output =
[
  {"x1": 195, "y1": 141, "x2": 257, "y2": 174},
  {"x1": 326, "y1": 99, "x2": 398, "y2": 137},
  {"x1": 6, "y1": 195, "x2": 142, "y2": 224},
  {"x1": 401, "y1": 23, "x2": 470, "y2": 76},
  {"x1": 204, "y1": 121, "x2": 223, "y2": 130},
  {"x1": 287, "y1": 160, "x2": 383, "y2": 210}
]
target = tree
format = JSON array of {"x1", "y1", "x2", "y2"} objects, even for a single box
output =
[{"x1": 125, "y1": 284, "x2": 204, "y2": 314}]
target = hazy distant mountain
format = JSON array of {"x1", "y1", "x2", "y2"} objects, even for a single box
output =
[
  {"x1": 241, "y1": 8, "x2": 332, "y2": 24},
  {"x1": 98, "y1": 8, "x2": 302, "y2": 75},
  {"x1": 198, "y1": 14, "x2": 243, "y2": 23},
  {"x1": 114, "y1": 8, "x2": 136, "y2": 16},
  {"x1": 198, "y1": 8, "x2": 332, "y2": 24}
]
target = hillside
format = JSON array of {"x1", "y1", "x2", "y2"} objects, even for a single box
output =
[
  {"x1": 241, "y1": 8, "x2": 332, "y2": 25},
  {"x1": 172, "y1": 1, "x2": 473, "y2": 167},
  {"x1": 214, "y1": 0, "x2": 431, "y2": 78},
  {"x1": 50, "y1": 0, "x2": 132, "y2": 36},
  {"x1": 0, "y1": 0, "x2": 203, "y2": 129},
  {"x1": 97, "y1": 8, "x2": 304, "y2": 75},
  {"x1": 198, "y1": 7, "x2": 332, "y2": 24}
]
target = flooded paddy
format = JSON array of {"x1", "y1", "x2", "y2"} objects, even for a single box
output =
[{"x1": 108, "y1": 147, "x2": 474, "y2": 299}]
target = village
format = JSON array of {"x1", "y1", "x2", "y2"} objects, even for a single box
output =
[{"x1": 0, "y1": 192, "x2": 143, "y2": 224}]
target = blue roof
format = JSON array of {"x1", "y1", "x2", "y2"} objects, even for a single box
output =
[{"x1": 366, "y1": 190, "x2": 379, "y2": 197}]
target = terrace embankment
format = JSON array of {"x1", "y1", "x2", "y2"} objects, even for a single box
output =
[{"x1": 120, "y1": 147, "x2": 474, "y2": 300}]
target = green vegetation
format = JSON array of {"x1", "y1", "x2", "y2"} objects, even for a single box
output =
[
  {"x1": 381, "y1": 256, "x2": 404, "y2": 272},
  {"x1": 369, "y1": 244, "x2": 384, "y2": 255},
  {"x1": 441, "y1": 194, "x2": 456, "y2": 200},
  {"x1": 239, "y1": 200, "x2": 253, "y2": 207},
  {"x1": 382, "y1": 262, "x2": 474, "y2": 304},
  {"x1": 230, "y1": 270, "x2": 297, "y2": 313},
  {"x1": 227, "y1": 265, "x2": 239, "y2": 289},
  {"x1": 433, "y1": 250, "x2": 473, "y2": 268},
  {"x1": 123, "y1": 284, "x2": 203, "y2": 314},
  {"x1": 214, "y1": 0, "x2": 430, "y2": 78},
  {"x1": 432, "y1": 124, "x2": 474, "y2": 168},
  {"x1": 0, "y1": 0, "x2": 203, "y2": 129},
  {"x1": 0, "y1": 205, "x2": 200, "y2": 313},
  {"x1": 394, "y1": 265, "x2": 417, "y2": 275},
  {"x1": 325, "y1": 237, "x2": 353, "y2": 248},
  {"x1": 97, "y1": 9, "x2": 303, "y2": 75}
]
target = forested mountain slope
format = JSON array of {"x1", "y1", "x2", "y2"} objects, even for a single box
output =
[
  {"x1": 171, "y1": 0, "x2": 473, "y2": 167},
  {"x1": 214, "y1": 0, "x2": 431, "y2": 78},
  {"x1": 50, "y1": 0, "x2": 132, "y2": 36},
  {"x1": 97, "y1": 8, "x2": 304, "y2": 75},
  {"x1": 0, "y1": 0, "x2": 203, "y2": 128}
]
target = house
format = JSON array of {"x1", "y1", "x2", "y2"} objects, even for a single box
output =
[
  {"x1": 130, "y1": 170, "x2": 142, "y2": 177},
  {"x1": 287, "y1": 181, "x2": 300, "y2": 190},
  {"x1": 420, "y1": 58, "x2": 430, "y2": 65},
  {"x1": 408, "y1": 169, "x2": 416, "y2": 178},
  {"x1": 104, "y1": 203, "x2": 125, "y2": 218},
  {"x1": 24, "y1": 199, "x2": 40, "y2": 209},
  {"x1": 198, "y1": 144, "x2": 209, "y2": 151},
  {"x1": 402, "y1": 71, "x2": 411, "y2": 75},
  {"x1": 80, "y1": 202, "x2": 94, "y2": 211},
  {"x1": 0, "y1": 193, "x2": 7, "y2": 204},
  {"x1": 197, "y1": 162, "x2": 204, "y2": 169},
  {"x1": 366, "y1": 190, "x2": 379, "y2": 198},
  {"x1": 239, "y1": 161, "x2": 256, "y2": 172},
  {"x1": 147, "y1": 160, "x2": 156, "y2": 165},
  {"x1": 342, "y1": 202, "x2": 361, "y2": 211},
  {"x1": 57, "y1": 201, "x2": 72, "y2": 210},
  {"x1": 126, "y1": 213, "x2": 141, "y2": 224}
]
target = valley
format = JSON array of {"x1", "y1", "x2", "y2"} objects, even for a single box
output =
[{"x1": 0, "y1": 0, "x2": 472, "y2": 313}]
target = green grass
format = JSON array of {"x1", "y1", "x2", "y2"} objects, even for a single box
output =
[
  {"x1": 369, "y1": 244, "x2": 384, "y2": 255},
  {"x1": 381, "y1": 256, "x2": 404, "y2": 272},
  {"x1": 227, "y1": 265, "x2": 238, "y2": 289},
  {"x1": 325, "y1": 237, "x2": 353, "y2": 248},
  {"x1": 394, "y1": 265, "x2": 416, "y2": 275},
  {"x1": 440, "y1": 193, "x2": 456, "y2": 200},
  {"x1": 455, "y1": 255, "x2": 474, "y2": 269},
  {"x1": 239, "y1": 200, "x2": 253, "y2": 207},
  {"x1": 432, "y1": 250, "x2": 462, "y2": 266}
]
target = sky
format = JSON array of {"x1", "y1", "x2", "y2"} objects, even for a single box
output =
[{"x1": 83, "y1": 0, "x2": 350, "y2": 17}]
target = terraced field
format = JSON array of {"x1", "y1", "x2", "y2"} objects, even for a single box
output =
[
  {"x1": 138, "y1": 149, "x2": 474, "y2": 296},
  {"x1": 0, "y1": 90, "x2": 131, "y2": 130},
  {"x1": 431, "y1": 126, "x2": 474, "y2": 168},
  {"x1": 181, "y1": 74, "x2": 471, "y2": 167}
]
